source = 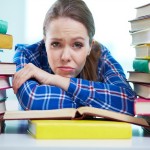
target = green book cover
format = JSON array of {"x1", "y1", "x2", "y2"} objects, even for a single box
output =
[
  {"x1": 133, "y1": 59, "x2": 150, "y2": 73},
  {"x1": 0, "y1": 20, "x2": 8, "y2": 34}
]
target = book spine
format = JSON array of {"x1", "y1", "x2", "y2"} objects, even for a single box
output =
[
  {"x1": 133, "y1": 59, "x2": 150, "y2": 73},
  {"x1": 0, "y1": 20, "x2": 8, "y2": 34}
]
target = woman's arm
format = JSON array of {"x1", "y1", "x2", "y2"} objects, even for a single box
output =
[
  {"x1": 66, "y1": 45, "x2": 136, "y2": 116},
  {"x1": 13, "y1": 43, "x2": 136, "y2": 115},
  {"x1": 13, "y1": 44, "x2": 77, "y2": 110}
]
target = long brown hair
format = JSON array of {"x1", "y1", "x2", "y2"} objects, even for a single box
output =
[{"x1": 43, "y1": 0, "x2": 101, "y2": 81}]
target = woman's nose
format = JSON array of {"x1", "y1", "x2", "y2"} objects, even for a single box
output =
[{"x1": 61, "y1": 46, "x2": 71, "y2": 62}]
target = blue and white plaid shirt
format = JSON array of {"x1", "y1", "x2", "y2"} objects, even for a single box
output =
[{"x1": 13, "y1": 40, "x2": 136, "y2": 116}]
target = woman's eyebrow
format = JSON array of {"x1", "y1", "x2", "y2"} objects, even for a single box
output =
[{"x1": 50, "y1": 38, "x2": 63, "y2": 41}]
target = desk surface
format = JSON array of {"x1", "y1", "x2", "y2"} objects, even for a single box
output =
[
  {"x1": 0, "y1": 120, "x2": 150, "y2": 150},
  {"x1": 1, "y1": 100, "x2": 150, "y2": 150}
]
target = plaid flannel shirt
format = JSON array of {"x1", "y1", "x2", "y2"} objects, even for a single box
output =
[{"x1": 13, "y1": 40, "x2": 136, "y2": 115}]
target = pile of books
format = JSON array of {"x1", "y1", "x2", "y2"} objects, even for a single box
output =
[
  {"x1": 128, "y1": 3, "x2": 150, "y2": 134},
  {"x1": 0, "y1": 19, "x2": 15, "y2": 132}
]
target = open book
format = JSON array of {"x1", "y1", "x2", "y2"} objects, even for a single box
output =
[{"x1": 0, "y1": 106, "x2": 149, "y2": 127}]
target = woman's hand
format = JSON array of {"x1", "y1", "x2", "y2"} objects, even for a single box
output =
[
  {"x1": 12, "y1": 63, "x2": 70, "y2": 94},
  {"x1": 12, "y1": 63, "x2": 54, "y2": 94}
]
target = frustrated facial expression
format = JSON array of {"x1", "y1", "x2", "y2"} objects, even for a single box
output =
[{"x1": 44, "y1": 17, "x2": 91, "y2": 78}]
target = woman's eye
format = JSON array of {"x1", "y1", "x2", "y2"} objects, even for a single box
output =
[
  {"x1": 51, "y1": 42, "x2": 60, "y2": 48},
  {"x1": 73, "y1": 42, "x2": 83, "y2": 49}
]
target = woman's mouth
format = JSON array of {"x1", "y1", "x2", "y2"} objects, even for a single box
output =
[{"x1": 58, "y1": 66, "x2": 75, "y2": 72}]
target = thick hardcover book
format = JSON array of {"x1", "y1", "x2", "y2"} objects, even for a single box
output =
[
  {"x1": 0, "y1": 62, "x2": 16, "y2": 75},
  {"x1": 0, "y1": 76, "x2": 11, "y2": 90},
  {"x1": 135, "y1": 3, "x2": 150, "y2": 18},
  {"x1": 134, "y1": 97, "x2": 150, "y2": 115},
  {"x1": 0, "y1": 20, "x2": 8, "y2": 34},
  {"x1": 0, "y1": 34, "x2": 13, "y2": 49},
  {"x1": 135, "y1": 44, "x2": 150, "y2": 59},
  {"x1": 133, "y1": 59, "x2": 150, "y2": 73},
  {"x1": 0, "y1": 100, "x2": 6, "y2": 112},
  {"x1": 28, "y1": 120, "x2": 132, "y2": 139},
  {"x1": 0, "y1": 106, "x2": 149, "y2": 127},
  {"x1": 0, "y1": 90, "x2": 7, "y2": 101},
  {"x1": 130, "y1": 28, "x2": 150, "y2": 45},
  {"x1": 129, "y1": 15, "x2": 150, "y2": 32},
  {"x1": 133, "y1": 83, "x2": 150, "y2": 99},
  {"x1": 128, "y1": 71, "x2": 150, "y2": 84}
]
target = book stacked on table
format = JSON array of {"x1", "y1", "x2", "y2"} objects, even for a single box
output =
[
  {"x1": 0, "y1": 19, "x2": 15, "y2": 133},
  {"x1": 1, "y1": 106, "x2": 150, "y2": 139},
  {"x1": 128, "y1": 3, "x2": 150, "y2": 135}
]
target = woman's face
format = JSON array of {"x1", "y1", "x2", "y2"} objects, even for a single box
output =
[{"x1": 45, "y1": 17, "x2": 92, "y2": 78}]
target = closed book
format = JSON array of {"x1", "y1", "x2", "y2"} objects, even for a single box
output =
[
  {"x1": 1, "y1": 106, "x2": 149, "y2": 127},
  {"x1": 130, "y1": 28, "x2": 150, "y2": 45},
  {"x1": 0, "y1": 90, "x2": 7, "y2": 101},
  {"x1": 0, "y1": 100, "x2": 6, "y2": 112},
  {"x1": 135, "y1": 3, "x2": 150, "y2": 18},
  {"x1": 133, "y1": 83, "x2": 150, "y2": 99},
  {"x1": 0, "y1": 76, "x2": 11, "y2": 90},
  {"x1": 28, "y1": 120, "x2": 132, "y2": 139},
  {"x1": 134, "y1": 97, "x2": 150, "y2": 115},
  {"x1": 0, "y1": 20, "x2": 8, "y2": 34},
  {"x1": 135, "y1": 44, "x2": 150, "y2": 59},
  {"x1": 128, "y1": 71, "x2": 150, "y2": 83},
  {"x1": 129, "y1": 15, "x2": 150, "y2": 32},
  {"x1": 0, "y1": 34, "x2": 13, "y2": 49},
  {"x1": 133, "y1": 59, "x2": 150, "y2": 73},
  {"x1": 0, "y1": 62, "x2": 16, "y2": 75}
]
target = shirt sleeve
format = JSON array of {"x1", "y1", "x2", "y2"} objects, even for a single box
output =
[
  {"x1": 13, "y1": 46, "x2": 76, "y2": 110},
  {"x1": 13, "y1": 44, "x2": 136, "y2": 116},
  {"x1": 67, "y1": 45, "x2": 136, "y2": 116}
]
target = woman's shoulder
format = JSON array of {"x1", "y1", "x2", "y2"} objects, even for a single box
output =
[
  {"x1": 99, "y1": 43, "x2": 111, "y2": 57},
  {"x1": 15, "y1": 40, "x2": 45, "y2": 54}
]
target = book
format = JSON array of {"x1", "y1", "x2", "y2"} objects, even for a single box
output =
[
  {"x1": 0, "y1": 62, "x2": 16, "y2": 75},
  {"x1": 0, "y1": 76, "x2": 11, "y2": 90},
  {"x1": 135, "y1": 44, "x2": 150, "y2": 59},
  {"x1": 0, "y1": 100, "x2": 6, "y2": 112},
  {"x1": 130, "y1": 28, "x2": 150, "y2": 45},
  {"x1": 0, "y1": 106, "x2": 149, "y2": 127},
  {"x1": 128, "y1": 71, "x2": 150, "y2": 83},
  {"x1": 129, "y1": 15, "x2": 150, "y2": 32},
  {"x1": 0, "y1": 20, "x2": 8, "y2": 34},
  {"x1": 133, "y1": 59, "x2": 150, "y2": 73},
  {"x1": 134, "y1": 97, "x2": 150, "y2": 115},
  {"x1": 0, "y1": 34, "x2": 13, "y2": 49},
  {"x1": 135, "y1": 3, "x2": 150, "y2": 18},
  {"x1": 0, "y1": 90, "x2": 7, "y2": 101},
  {"x1": 28, "y1": 120, "x2": 132, "y2": 139},
  {"x1": 133, "y1": 83, "x2": 150, "y2": 99}
]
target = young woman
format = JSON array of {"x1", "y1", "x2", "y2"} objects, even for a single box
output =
[{"x1": 13, "y1": 0, "x2": 136, "y2": 115}]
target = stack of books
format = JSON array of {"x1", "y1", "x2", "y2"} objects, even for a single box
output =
[
  {"x1": 0, "y1": 19, "x2": 15, "y2": 132},
  {"x1": 2, "y1": 106, "x2": 150, "y2": 139},
  {"x1": 128, "y1": 3, "x2": 150, "y2": 134}
]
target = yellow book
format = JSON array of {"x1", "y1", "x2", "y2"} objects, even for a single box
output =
[
  {"x1": 28, "y1": 120, "x2": 132, "y2": 139},
  {"x1": 0, "y1": 34, "x2": 13, "y2": 49}
]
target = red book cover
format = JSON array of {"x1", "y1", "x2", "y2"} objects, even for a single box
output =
[{"x1": 134, "y1": 97, "x2": 150, "y2": 116}]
